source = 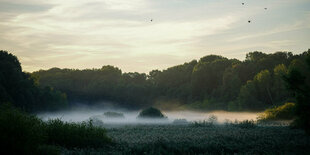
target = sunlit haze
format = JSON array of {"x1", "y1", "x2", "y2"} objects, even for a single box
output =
[{"x1": 1, "y1": 0, "x2": 309, "y2": 72}]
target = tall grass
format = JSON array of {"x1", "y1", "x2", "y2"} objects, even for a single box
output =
[
  {"x1": 45, "y1": 119, "x2": 111, "y2": 148},
  {"x1": 0, "y1": 103, "x2": 46, "y2": 154},
  {"x1": 0, "y1": 104, "x2": 111, "y2": 154}
]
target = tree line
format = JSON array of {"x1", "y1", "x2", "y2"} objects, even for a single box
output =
[
  {"x1": 32, "y1": 49, "x2": 310, "y2": 111},
  {"x1": 0, "y1": 50, "x2": 67, "y2": 112}
]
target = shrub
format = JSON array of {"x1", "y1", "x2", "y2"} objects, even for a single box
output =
[
  {"x1": 172, "y1": 119, "x2": 188, "y2": 125},
  {"x1": 258, "y1": 102, "x2": 296, "y2": 122},
  {"x1": 192, "y1": 120, "x2": 214, "y2": 127},
  {"x1": 104, "y1": 111, "x2": 124, "y2": 118},
  {"x1": 192, "y1": 115, "x2": 218, "y2": 127},
  {"x1": 37, "y1": 145, "x2": 61, "y2": 155},
  {"x1": 232, "y1": 120, "x2": 256, "y2": 129},
  {"x1": 0, "y1": 103, "x2": 46, "y2": 154},
  {"x1": 137, "y1": 107, "x2": 167, "y2": 119},
  {"x1": 44, "y1": 119, "x2": 112, "y2": 148},
  {"x1": 0, "y1": 103, "x2": 112, "y2": 154}
]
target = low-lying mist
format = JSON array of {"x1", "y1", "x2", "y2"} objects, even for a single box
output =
[{"x1": 37, "y1": 104, "x2": 261, "y2": 125}]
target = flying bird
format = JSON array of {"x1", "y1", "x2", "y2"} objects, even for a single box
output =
[
  {"x1": 150, "y1": 19, "x2": 153, "y2": 22},
  {"x1": 242, "y1": 3, "x2": 244, "y2": 5},
  {"x1": 248, "y1": 20, "x2": 251, "y2": 23},
  {"x1": 264, "y1": 8, "x2": 267, "y2": 10}
]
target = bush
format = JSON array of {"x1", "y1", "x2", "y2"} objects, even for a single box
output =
[
  {"x1": 37, "y1": 145, "x2": 61, "y2": 155},
  {"x1": 137, "y1": 107, "x2": 167, "y2": 119},
  {"x1": 104, "y1": 111, "x2": 124, "y2": 118},
  {"x1": 232, "y1": 120, "x2": 256, "y2": 129},
  {"x1": 0, "y1": 103, "x2": 46, "y2": 154},
  {"x1": 0, "y1": 103, "x2": 112, "y2": 154},
  {"x1": 192, "y1": 120, "x2": 214, "y2": 127},
  {"x1": 44, "y1": 119, "x2": 112, "y2": 148},
  {"x1": 258, "y1": 102, "x2": 296, "y2": 122},
  {"x1": 192, "y1": 115, "x2": 218, "y2": 127},
  {"x1": 172, "y1": 119, "x2": 188, "y2": 125}
]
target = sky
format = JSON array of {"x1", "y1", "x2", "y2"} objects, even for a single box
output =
[{"x1": 0, "y1": 0, "x2": 309, "y2": 73}]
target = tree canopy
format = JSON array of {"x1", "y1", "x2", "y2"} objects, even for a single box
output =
[
  {"x1": 2, "y1": 49, "x2": 309, "y2": 111},
  {"x1": 32, "y1": 49, "x2": 310, "y2": 111},
  {"x1": 0, "y1": 50, "x2": 67, "y2": 112}
]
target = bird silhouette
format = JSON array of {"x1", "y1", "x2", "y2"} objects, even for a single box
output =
[
  {"x1": 150, "y1": 19, "x2": 153, "y2": 22},
  {"x1": 264, "y1": 8, "x2": 267, "y2": 10},
  {"x1": 248, "y1": 20, "x2": 251, "y2": 23},
  {"x1": 242, "y1": 3, "x2": 244, "y2": 5}
]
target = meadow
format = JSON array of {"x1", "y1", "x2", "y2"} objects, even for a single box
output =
[
  {"x1": 37, "y1": 107, "x2": 310, "y2": 154},
  {"x1": 64, "y1": 123, "x2": 310, "y2": 154}
]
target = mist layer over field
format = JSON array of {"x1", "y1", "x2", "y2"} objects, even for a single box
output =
[{"x1": 37, "y1": 104, "x2": 260, "y2": 125}]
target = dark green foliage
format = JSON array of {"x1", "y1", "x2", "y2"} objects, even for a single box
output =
[
  {"x1": 1, "y1": 49, "x2": 306, "y2": 112},
  {"x1": 191, "y1": 115, "x2": 218, "y2": 127},
  {"x1": 0, "y1": 50, "x2": 67, "y2": 112},
  {"x1": 232, "y1": 120, "x2": 256, "y2": 129},
  {"x1": 285, "y1": 49, "x2": 310, "y2": 133},
  {"x1": 172, "y1": 119, "x2": 188, "y2": 124},
  {"x1": 0, "y1": 104, "x2": 46, "y2": 154},
  {"x1": 191, "y1": 56, "x2": 234, "y2": 100},
  {"x1": 44, "y1": 119, "x2": 112, "y2": 148},
  {"x1": 238, "y1": 70, "x2": 274, "y2": 110},
  {"x1": 104, "y1": 111, "x2": 124, "y2": 118},
  {"x1": 192, "y1": 120, "x2": 215, "y2": 127},
  {"x1": 258, "y1": 102, "x2": 296, "y2": 122},
  {"x1": 32, "y1": 50, "x2": 306, "y2": 111},
  {"x1": 104, "y1": 125, "x2": 310, "y2": 155},
  {"x1": 36, "y1": 145, "x2": 61, "y2": 155},
  {"x1": 33, "y1": 66, "x2": 151, "y2": 108},
  {"x1": 150, "y1": 60, "x2": 197, "y2": 102},
  {"x1": 138, "y1": 107, "x2": 166, "y2": 118},
  {"x1": 0, "y1": 104, "x2": 112, "y2": 154},
  {"x1": 2, "y1": 49, "x2": 303, "y2": 111}
]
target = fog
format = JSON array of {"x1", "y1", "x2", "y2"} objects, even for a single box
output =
[{"x1": 37, "y1": 104, "x2": 261, "y2": 125}]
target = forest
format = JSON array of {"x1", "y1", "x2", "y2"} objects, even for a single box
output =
[
  {"x1": 32, "y1": 49, "x2": 310, "y2": 111},
  {"x1": 0, "y1": 51, "x2": 67, "y2": 112}
]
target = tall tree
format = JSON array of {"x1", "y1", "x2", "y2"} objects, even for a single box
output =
[{"x1": 285, "y1": 50, "x2": 310, "y2": 133}]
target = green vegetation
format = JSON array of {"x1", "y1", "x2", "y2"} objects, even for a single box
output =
[
  {"x1": 5, "y1": 107, "x2": 307, "y2": 155},
  {"x1": 103, "y1": 111, "x2": 124, "y2": 118},
  {"x1": 231, "y1": 120, "x2": 256, "y2": 129},
  {"x1": 285, "y1": 51, "x2": 310, "y2": 133},
  {"x1": 33, "y1": 50, "x2": 310, "y2": 111},
  {"x1": 258, "y1": 102, "x2": 296, "y2": 122},
  {"x1": 1, "y1": 49, "x2": 310, "y2": 154},
  {"x1": 0, "y1": 103, "x2": 47, "y2": 154},
  {"x1": 0, "y1": 50, "x2": 67, "y2": 112},
  {"x1": 0, "y1": 104, "x2": 111, "y2": 154},
  {"x1": 172, "y1": 119, "x2": 188, "y2": 124},
  {"x1": 101, "y1": 125, "x2": 310, "y2": 154},
  {"x1": 2, "y1": 49, "x2": 308, "y2": 113},
  {"x1": 138, "y1": 107, "x2": 166, "y2": 119},
  {"x1": 45, "y1": 119, "x2": 111, "y2": 148},
  {"x1": 192, "y1": 115, "x2": 218, "y2": 127}
]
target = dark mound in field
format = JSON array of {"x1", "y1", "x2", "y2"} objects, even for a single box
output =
[
  {"x1": 137, "y1": 107, "x2": 166, "y2": 119},
  {"x1": 103, "y1": 112, "x2": 124, "y2": 118}
]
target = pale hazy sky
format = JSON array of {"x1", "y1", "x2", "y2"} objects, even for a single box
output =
[{"x1": 0, "y1": 0, "x2": 309, "y2": 73}]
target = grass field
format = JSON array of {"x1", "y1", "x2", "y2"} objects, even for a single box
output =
[{"x1": 64, "y1": 123, "x2": 310, "y2": 154}]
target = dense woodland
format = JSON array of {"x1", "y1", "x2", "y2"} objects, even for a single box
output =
[
  {"x1": 1, "y1": 49, "x2": 310, "y2": 112},
  {"x1": 33, "y1": 49, "x2": 310, "y2": 111},
  {"x1": 0, "y1": 50, "x2": 67, "y2": 112}
]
